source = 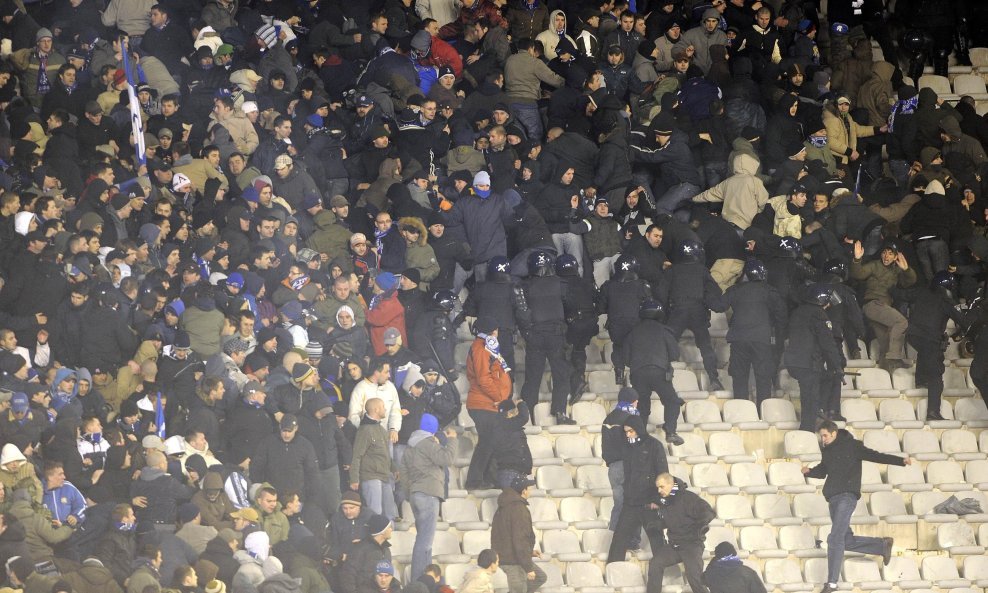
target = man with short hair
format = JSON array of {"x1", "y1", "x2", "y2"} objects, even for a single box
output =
[
  {"x1": 250, "y1": 414, "x2": 319, "y2": 503},
  {"x1": 803, "y1": 421, "x2": 910, "y2": 593},
  {"x1": 251, "y1": 485, "x2": 289, "y2": 545},
  {"x1": 491, "y1": 476, "x2": 546, "y2": 593},
  {"x1": 350, "y1": 398, "x2": 398, "y2": 519}
]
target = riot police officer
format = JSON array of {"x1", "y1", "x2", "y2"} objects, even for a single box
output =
[
  {"x1": 412, "y1": 290, "x2": 459, "y2": 379},
  {"x1": 460, "y1": 256, "x2": 521, "y2": 370},
  {"x1": 516, "y1": 250, "x2": 577, "y2": 425},
  {"x1": 557, "y1": 254, "x2": 599, "y2": 403},
  {"x1": 785, "y1": 284, "x2": 845, "y2": 432},
  {"x1": 724, "y1": 259, "x2": 788, "y2": 407},
  {"x1": 820, "y1": 259, "x2": 866, "y2": 361},
  {"x1": 625, "y1": 299, "x2": 684, "y2": 444},
  {"x1": 907, "y1": 271, "x2": 966, "y2": 421},
  {"x1": 598, "y1": 253, "x2": 653, "y2": 386},
  {"x1": 666, "y1": 239, "x2": 727, "y2": 391}
]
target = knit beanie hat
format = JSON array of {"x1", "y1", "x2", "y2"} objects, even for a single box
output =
[
  {"x1": 420, "y1": 413, "x2": 439, "y2": 434},
  {"x1": 255, "y1": 24, "x2": 277, "y2": 47}
]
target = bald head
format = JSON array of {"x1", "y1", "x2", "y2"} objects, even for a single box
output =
[
  {"x1": 282, "y1": 351, "x2": 303, "y2": 371},
  {"x1": 366, "y1": 397, "x2": 385, "y2": 419},
  {"x1": 146, "y1": 450, "x2": 167, "y2": 470}
]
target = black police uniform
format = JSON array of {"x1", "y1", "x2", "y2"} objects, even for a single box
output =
[
  {"x1": 666, "y1": 260, "x2": 726, "y2": 386},
  {"x1": 906, "y1": 286, "x2": 965, "y2": 418},
  {"x1": 560, "y1": 272, "x2": 599, "y2": 397},
  {"x1": 625, "y1": 317, "x2": 681, "y2": 433},
  {"x1": 461, "y1": 263, "x2": 519, "y2": 370},
  {"x1": 785, "y1": 300, "x2": 844, "y2": 431},
  {"x1": 724, "y1": 279, "x2": 788, "y2": 405},
  {"x1": 598, "y1": 264, "x2": 652, "y2": 384},
  {"x1": 518, "y1": 256, "x2": 575, "y2": 420}
]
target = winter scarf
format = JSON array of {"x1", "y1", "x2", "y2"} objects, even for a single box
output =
[{"x1": 888, "y1": 95, "x2": 919, "y2": 133}]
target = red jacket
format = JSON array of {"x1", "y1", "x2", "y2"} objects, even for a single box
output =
[
  {"x1": 421, "y1": 35, "x2": 464, "y2": 78},
  {"x1": 366, "y1": 291, "x2": 407, "y2": 355},
  {"x1": 438, "y1": 0, "x2": 509, "y2": 40}
]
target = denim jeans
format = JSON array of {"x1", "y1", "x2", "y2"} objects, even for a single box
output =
[
  {"x1": 510, "y1": 102, "x2": 543, "y2": 142},
  {"x1": 410, "y1": 492, "x2": 439, "y2": 579},
  {"x1": 655, "y1": 182, "x2": 700, "y2": 220},
  {"x1": 889, "y1": 159, "x2": 911, "y2": 187},
  {"x1": 592, "y1": 254, "x2": 620, "y2": 288},
  {"x1": 326, "y1": 178, "x2": 349, "y2": 202},
  {"x1": 361, "y1": 479, "x2": 397, "y2": 519},
  {"x1": 551, "y1": 233, "x2": 584, "y2": 276},
  {"x1": 827, "y1": 492, "x2": 885, "y2": 584},
  {"x1": 503, "y1": 564, "x2": 547, "y2": 593},
  {"x1": 915, "y1": 238, "x2": 949, "y2": 282}
]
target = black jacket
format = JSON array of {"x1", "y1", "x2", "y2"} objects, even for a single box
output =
[
  {"x1": 620, "y1": 416, "x2": 668, "y2": 506},
  {"x1": 626, "y1": 318, "x2": 680, "y2": 372},
  {"x1": 338, "y1": 536, "x2": 392, "y2": 593},
  {"x1": 490, "y1": 402, "x2": 532, "y2": 474},
  {"x1": 129, "y1": 468, "x2": 195, "y2": 527},
  {"x1": 704, "y1": 556, "x2": 767, "y2": 593},
  {"x1": 805, "y1": 428, "x2": 907, "y2": 500},
  {"x1": 649, "y1": 477, "x2": 715, "y2": 547},
  {"x1": 79, "y1": 306, "x2": 139, "y2": 372},
  {"x1": 784, "y1": 303, "x2": 843, "y2": 372},
  {"x1": 223, "y1": 399, "x2": 276, "y2": 465},
  {"x1": 250, "y1": 432, "x2": 320, "y2": 499},
  {"x1": 724, "y1": 280, "x2": 787, "y2": 345},
  {"x1": 907, "y1": 287, "x2": 965, "y2": 342}
]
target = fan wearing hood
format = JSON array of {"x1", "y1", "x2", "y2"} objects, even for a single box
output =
[
  {"x1": 856, "y1": 61, "x2": 896, "y2": 127},
  {"x1": 535, "y1": 9, "x2": 576, "y2": 60},
  {"x1": 681, "y1": 8, "x2": 728, "y2": 74}
]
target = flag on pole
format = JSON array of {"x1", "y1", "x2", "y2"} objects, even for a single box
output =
[
  {"x1": 155, "y1": 392, "x2": 166, "y2": 438},
  {"x1": 119, "y1": 36, "x2": 147, "y2": 167}
]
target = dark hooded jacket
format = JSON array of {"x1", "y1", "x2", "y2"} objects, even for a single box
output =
[
  {"x1": 764, "y1": 95, "x2": 804, "y2": 167},
  {"x1": 620, "y1": 415, "x2": 669, "y2": 506},
  {"x1": 649, "y1": 476, "x2": 716, "y2": 546}
]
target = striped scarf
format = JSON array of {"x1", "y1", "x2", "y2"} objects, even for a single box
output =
[{"x1": 36, "y1": 51, "x2": 51, "y2": 95}]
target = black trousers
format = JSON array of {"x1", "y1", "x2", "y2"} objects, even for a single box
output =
[
  {"x1": 630, "y1": 367, "x2": 678, "y2": 432},
  {"x1": 465, "y1": 409, "x2": 499, "y2": 486},
  {"x1": 728, "y1": 340, "x2": 776, "y2": 404},
  {"x1": 566, "y1": 318, "x2": 598, "y2": 390},
  {"x1": 789, "y1": 367, "x2": 824, "y2": 432},
  {"x1": 910, "y1": 335, "x2": 945, "y2": 415},
  {"x1": 650, "y1": 543, "x2": 709, "y2": 593},
  {"x1": 608, "y1": 320, "x2": 635, "y2": 372},
  {"x1": 521, "y1": 324, "x2": 572, "y2": 416},
  {"x1": 669, "y1": 303, "x2": 718, "y2": 379}
]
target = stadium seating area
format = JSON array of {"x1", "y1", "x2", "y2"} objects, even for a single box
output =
[
  {"x1": 404, "y1": 312, "x2": 988, "y2": 593},
  {"x1": 886, "y1": 45, "x2": 988, "y2": 114}
]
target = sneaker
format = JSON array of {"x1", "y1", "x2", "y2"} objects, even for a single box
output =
[
  {"x1": 828, "y1": 411, "x2": 847, "y2": 422},
  {"x1": 665, "y1": 432, "x2": 685, "y2": 446},
  {"x1": 708, "y1": 379, "x2": 725, "y2": 391},
  {"x1": 554, "y1": 413, "x2": 577, "y2": 425},
  {"x1": 848, "y1": 348, "x2": 862, "y2": 360},
  {"x1": 926, "y1": 410, "x2": 945, "y2": 421},
  {"x1": 882, "y1": 537, "x2": 893, "y2": 565},
  {"x1": 820, "y1": 584, "x2": 838, "y2": 593}
]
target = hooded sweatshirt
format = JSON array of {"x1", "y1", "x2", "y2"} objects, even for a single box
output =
[{"x1": 534, "y1": 10, "x2": 575, "y2": 60}]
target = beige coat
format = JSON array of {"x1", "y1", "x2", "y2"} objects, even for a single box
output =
[
  {"x1": 823, "y1": 102, "x2": 876, "y2": 165},
  {"x1": 767, "y1": 194, "x2": 803, "y2": 238},
  {"x1": 691, "y1": 153, "x2": 768, "y2": 229}
]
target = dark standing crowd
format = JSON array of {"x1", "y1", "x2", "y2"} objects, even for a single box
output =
[{"x1": 0, "y1": 0, "x2": 983, "y2": 592}]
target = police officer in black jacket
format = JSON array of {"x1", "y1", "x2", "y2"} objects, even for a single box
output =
[
  {"x1": 666, "y1": 239, "x2": 727, "y2": 390},
  {"x1": 516, "y1": 250, "x2": 577, "y2": 425},
  {"x1": 819, "y1": 260, "x2": 866, "y2": 361},
  {"x1": 598, "y1": 253, "x2": 652, "y2": 386},
  {"x1": 606, "y1": 414, "x2": 668, "y2": 565},
  {"x1": 785, "y1": 284, "x2": 845, "y2": 432},
  {"x1": 411, "y1": 290, "x2": 459, "y2": 379},
  {"x1": 624, "y1": 300, "x2": 683, "y2": 443},
  {"x1": 724, "y1": 259, "x2": 788, "y2": 406},
  {"x1": 556, "y1": 254, "x2": 598, "y2": 402},
  {"x1": 460, "y1": 256, "x2": 520, "y2": 370},
  {"x1": 907, "y1": 271, "x2": 966, "y2": 421}
]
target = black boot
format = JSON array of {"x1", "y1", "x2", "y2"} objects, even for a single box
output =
[{"x1": 614, "y1": 368, "x2": 625, "y2": 386}]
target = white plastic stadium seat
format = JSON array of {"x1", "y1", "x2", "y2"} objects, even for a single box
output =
[
  {"x1": 710, "y1": 433, "x2": 757, "y2": 464},
  {"x1": 729, "y1": 462, "x2": 773, "y2": 494},
  {"x1": 605, "y1": 561, "x2": 646, "y2": 593},
  {"x1": 541, "y1": 529, "x2": 592, "y2": 562},
  {"x1": 768, "y1": 460, "x2": 815, "y2": 494}
]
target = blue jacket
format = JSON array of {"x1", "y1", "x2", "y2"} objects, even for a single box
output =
[{"x1": 42, "y1": 480, "x2": 87, "y2": 523}]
